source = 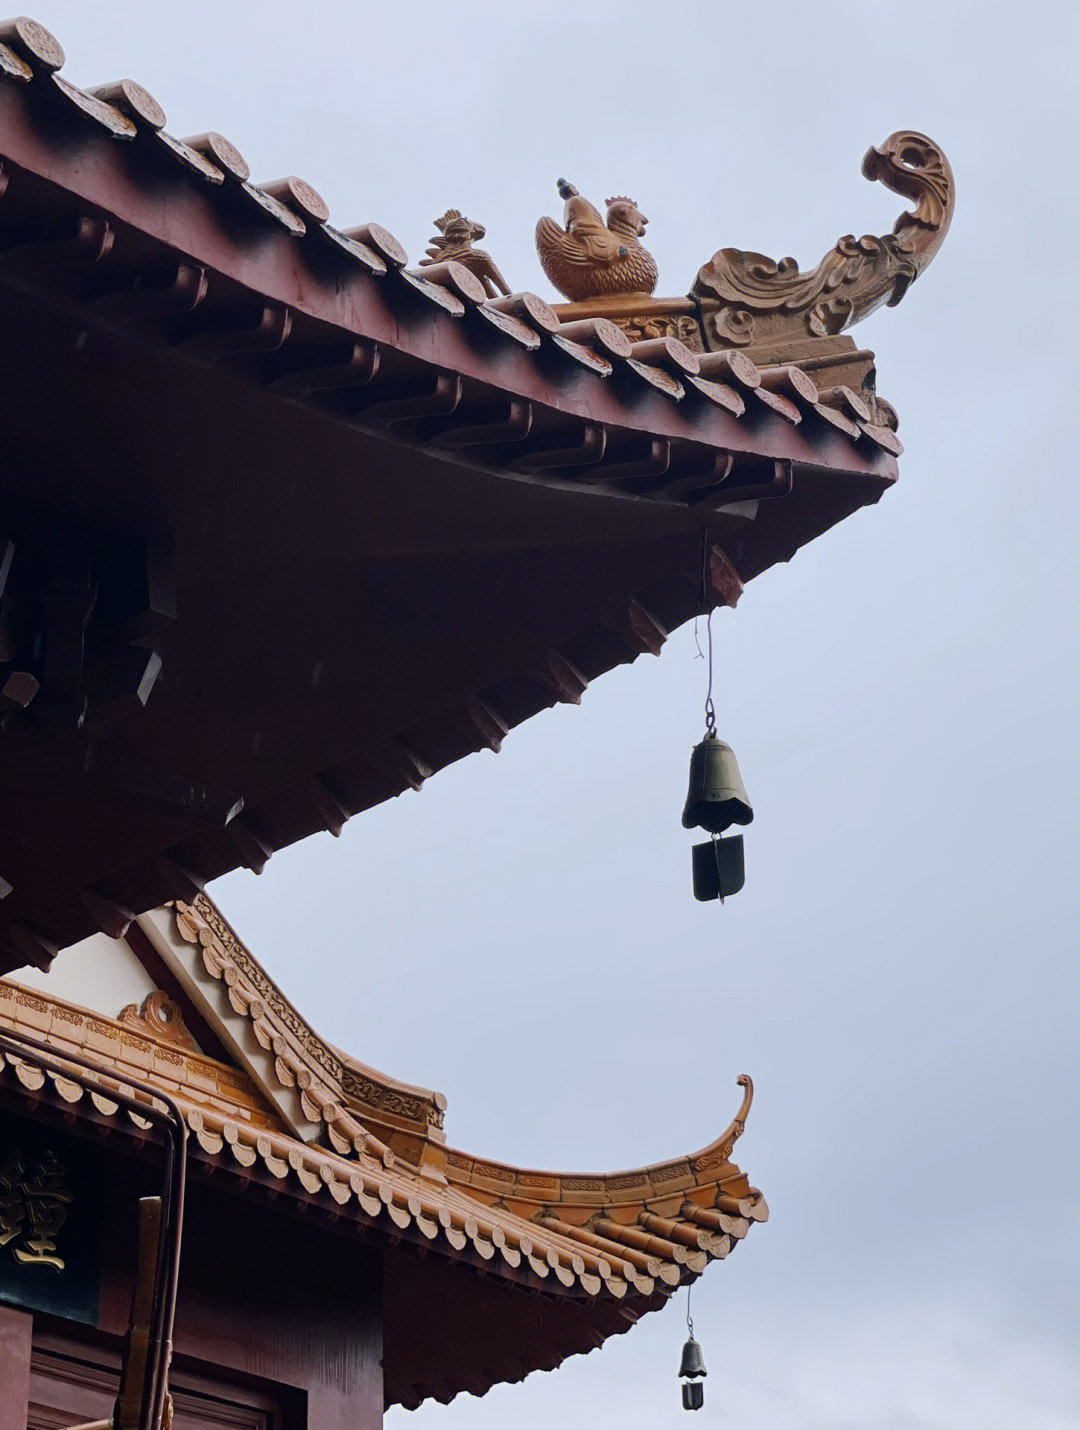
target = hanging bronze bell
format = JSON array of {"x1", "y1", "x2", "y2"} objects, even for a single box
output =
[
  {"x1": 681, "y1": 734, "x2": 753, "y2": 834},
  {"x1": 678, "y1": 1335, "x2": 707, "y2": 1380},
  {"x1": 678, "y1": 1334, "x2": 707, "y2": 1411}
]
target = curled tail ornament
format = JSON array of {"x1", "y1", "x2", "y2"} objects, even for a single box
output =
[{"x1": 693, "y1": 131, "x2": 954, "y2": 350}]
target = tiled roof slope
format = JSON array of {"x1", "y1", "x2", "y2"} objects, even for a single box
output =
[
  {"x1": 0, "y1": 16, "x2": 899, "y2": 498},
  {"x1": 0, "y1": 890, "x2": 764, "y2": 1406},
  {"x1": 167, "y1": 894, "x2": 767, "y2": 1290}
]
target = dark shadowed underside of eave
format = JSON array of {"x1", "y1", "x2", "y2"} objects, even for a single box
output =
[{"x1": 0, "y1": 254, "x2": 892, "y2": 968}]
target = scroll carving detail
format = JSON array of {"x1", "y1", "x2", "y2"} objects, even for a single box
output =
[
  {"x1": 175, "y1": 898, "x2": 446, "y2": 1132},
  {"x1": 180, "y1": 896, "x2": 343, "y2": 1080},
  {"x1": 693, "y1": 132, "x2": 954, "y2": 350},
  {"x1": 341, "y1": 1067, "x2": 445, "y2": 1130},
  {"x1": 617, "y1": 313, "x2": 702, "y2": 349},
  {"x1": 117, "y1": 990, "x2": 196, "y2": 1051}
]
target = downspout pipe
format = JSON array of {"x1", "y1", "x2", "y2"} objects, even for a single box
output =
[{"x1": 0, "y1": 1027, "x2": 187, "y2": 1430}]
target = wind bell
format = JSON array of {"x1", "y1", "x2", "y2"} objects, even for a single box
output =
[
  {"x1": 677, "y1": 1291, "x2": 708, "y2": 1410},
  {"x1": 682, "y1": 604, "x2": 752, "y2": 901}
]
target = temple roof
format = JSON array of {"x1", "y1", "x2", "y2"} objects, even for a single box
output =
[
  {"x1": 0, "y1": 18, "x2": 922, "y2": 971},
  {"x1": 0, "y1": 891, "x2": 765, "y2": 1407}
]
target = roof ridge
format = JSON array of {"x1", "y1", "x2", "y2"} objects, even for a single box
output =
[
  {"x1": 443, "y1": 1074, "x2": 755, "y2": 1201},
  {"x1": 174, "y1": 895, "x2": 446, "y2": 1152},
  {"x1": 0, "y1": 975, "x2": 287, "y2": 1128}
]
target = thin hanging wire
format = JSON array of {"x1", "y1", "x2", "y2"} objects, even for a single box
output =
[
  {"x1": 701, "y1": 533, "x2": 722, "y2": 897},
  {"x1": 686, "y1": 1282, "x2": 694, "y2": 1339},
  {"x1": 704, "y1": 608, "x2": 716, "y2": 737},
  {"x1": 701, "y1": 532, "x2": 716, "y2": 737}
]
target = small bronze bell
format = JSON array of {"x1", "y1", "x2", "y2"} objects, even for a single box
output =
[
  {"x1": 678, "y1": 1334, "x2": 707, "y2": 1412},
  {"x1": 682, "y1": 733, "x2": 753, "y2": 835},
  {"x1": 678, "y1": 1334, "x2": 707, "y2": 1379}
]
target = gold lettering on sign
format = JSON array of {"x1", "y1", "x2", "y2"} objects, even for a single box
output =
[
  {"x1": 0, "y1": 1148, "x2": 73, "y2": 1270},
  {"x1": 0, "y1": 1151, "x2": 26, "y2": 1247}
]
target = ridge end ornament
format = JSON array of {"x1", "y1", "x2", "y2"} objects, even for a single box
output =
[
  {"x1": 692, "y1": 131, "x2": 955, "y2": 350},
  {"x1": 536, "y1": 180, "x2": 659, "y2": 302},
  {"x1": 117, "y1": 990, "x2": 197, "y2": 1051},
  {"x1": 420, "y1": 209, "x2": 511, "y2": 297}
]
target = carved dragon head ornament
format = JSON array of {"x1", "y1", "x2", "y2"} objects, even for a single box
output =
[
  {"x1": 693, "y1": 130, "x2": 955, "y2": 350},
  {"x1": 533, "y1": 133, "x2": 953, "y2": 354},
  {"x1": 861, "y1": 131, "x2": 954, "y2": 241}
]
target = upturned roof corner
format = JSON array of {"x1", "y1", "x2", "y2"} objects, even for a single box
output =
[
  {"x1": 0, "y1": 886, "x2": 766, "y2": 1405},
  {"x1": 692, "y1": 130, "x2": 955, "y2": 355}
]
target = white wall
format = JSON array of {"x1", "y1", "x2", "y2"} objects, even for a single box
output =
[{"x1": 9, "y1": 932, "x2": 158, "y2": 1021}]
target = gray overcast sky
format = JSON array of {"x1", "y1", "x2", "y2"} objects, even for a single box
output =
[{"x1": 36, "y1": 2, "x2": 1080, "y2": 1424}]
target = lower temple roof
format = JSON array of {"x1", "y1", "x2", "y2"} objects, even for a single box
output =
[{"x1": 0, "y1": 891, "x2": 766, "y2": 1406}]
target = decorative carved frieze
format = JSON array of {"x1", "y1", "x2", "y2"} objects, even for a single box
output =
[
  {"x1": 182, "y1": 896, "x2": 343, "y2": 1082},
  {"x1": 691, "y1": 1074, "x2": 753, "y2": 1172},
  {"x1": 651, "y1": 1160, "x2": 692, "y2": 1185},
  {"x1": 177, "y1": 897, "x2": 447, "y2": 1135},
  {"x1": 561, "y1": 1177, "x2": 603, "y2": 1193},
  {"x1": 606, "y1": 1173, "x2": 649, "y2": 1192},
  {"x1": 340, "y1": 1067, "x2": 445, "y2": 1131},
  {"x1": 609, "y1": 311, "x2": 699, "y2": 349},
  {"x1": 467, "y1": 1159, "x2": 515, "y2": 1184},
  {"x1": 516, "y1": 1174, "x2": 560, "y2": 1192},
  {"x1": 0, "y1": 982, "x2": 255, "y2": 1097}
]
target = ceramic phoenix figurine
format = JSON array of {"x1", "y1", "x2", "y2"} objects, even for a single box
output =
[
  {"x1": 535, "y1": 179, "x2": 658, "y2": 302},
  {"x1": 420, "y1": 209, "x2": 511, "y2": 297}
]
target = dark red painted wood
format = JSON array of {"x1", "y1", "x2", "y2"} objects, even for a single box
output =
[
  {"x1": 0, "y1": 86, "x2": 896, "y2": 476},
  {"x1": 27, "y1": 1333, "x2": 296, "y2": 1430},
  {"x1": 0, "y1": 1303, "x2": 32, "y2": 1430},
  {"x1": 100, "y1": 1182, "x2": 383, "y2": 1427}
]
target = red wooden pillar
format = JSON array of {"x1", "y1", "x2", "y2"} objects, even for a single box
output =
[{"x1": 0, "y1": 1304, "x2": 32, "y2": 1430}]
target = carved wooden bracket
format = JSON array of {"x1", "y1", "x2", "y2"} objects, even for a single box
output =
[
  {"x1": 693, "y1": 131, "x2": 954, "y2": 352},
  {"x1": 0, "y1": 530, "x2": 175, "y2": 734}
]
